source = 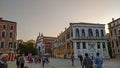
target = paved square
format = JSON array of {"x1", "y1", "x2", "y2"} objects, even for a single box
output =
[{"x1": 8, "y1": 58, "x2": 120, "y2": 68}]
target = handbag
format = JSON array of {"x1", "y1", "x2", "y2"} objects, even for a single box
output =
[{"x1": 92, "y1": 64, "x2": 95, "y2": 68}]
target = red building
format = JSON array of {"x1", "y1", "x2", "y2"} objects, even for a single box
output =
[
  {"x1": 43, "y1": 37, "x2": 56, "y2": 54},
  {"x1": 36, "y1": 33, "x2": 56, "y2": 56},
  {"x1": 0, "y1": 18, "x2": 17, "y2": 61}
]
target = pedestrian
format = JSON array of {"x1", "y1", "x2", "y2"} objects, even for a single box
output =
[
  {"x1": 0, "y1": 54, "x2": 9, "y2": 68},
  {"x1": 20, "y1": 56, "x2": 25, "y2": 68},
  {"x1": 38, "y1": 56, "x2": 41, "y2": 63},
  {"x1": 94, "y1": 52, "x2": 103, "y2": 68},
  {"x1": 78, "y1": 54, "x2": 83, "y2": 65},
  {"x1": 41, "y1": 55, "x2": 45, "y2": 67},
  {"x1": 71, "y1": 53, "x2": 75, "y2": 66},
  {"x1": 16, "y1": 55, "x2": 20, "y2": 68},
  {"x1": 82, "y1": 53, "x2": 93, "y2": 68}
]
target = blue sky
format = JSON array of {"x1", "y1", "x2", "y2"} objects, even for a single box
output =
[{"x1": 0, "y1": 0, "x2": 120, "y2": 41}]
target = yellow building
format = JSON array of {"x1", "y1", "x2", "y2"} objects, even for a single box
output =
[
  {"x1": 108, "y1": 18, "x2": 120, "y2": 59},
  {"x1": 52, "y1": 26, "x2": 73, "y2": 58}
]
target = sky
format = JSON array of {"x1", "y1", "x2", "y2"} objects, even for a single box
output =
[{"x1": 0, "y1": 0, "x2": 120, "y2": 41}]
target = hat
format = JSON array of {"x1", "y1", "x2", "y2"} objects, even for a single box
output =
[{"x1": 0, "y1": 54, "x2": 9, "y2": 60}]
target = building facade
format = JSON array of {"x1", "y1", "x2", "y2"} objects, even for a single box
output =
[
  {"x1": 0, "y1": 18, "x2": 17, "y2": 61},
  {"x1": 108, "y1": 18, "x2": 120, "y2": 59},
  {"x1": 36, "y1": 33, "x2": 56, "y2": 56},
  {"x1": 53, "y1": 23, "x2": 109, "y2": 58}
]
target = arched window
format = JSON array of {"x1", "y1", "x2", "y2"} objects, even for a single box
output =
[
  {"x1": 101, "y1": 29, "x2": 104, "y2": 37},
  {"x1": 2, "y1": 31, "x2": 5, "y2": 37},
  {"x1": 88, "y1": 29, "x2": 93, "y2": 37},
  {"x1": 81, "y1": 29, "x2": 85, "y2": 37},
  {"x1": 76, "y1": 28, "x2": 80, "y2": 38},
  {"x1": 96, "y1": 29, "x2": 99, "y2": 37}
]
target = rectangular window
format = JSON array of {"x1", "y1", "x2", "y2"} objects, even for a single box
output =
[
  {"x1": 1, "y1": 42, "x2": 4, "y2": 48},
  {"x1": 14, "y1": 42, "x2": 16, "y2": 48},
  {"x1": 97, "y1": 42, "x2": 100, "y2": 49},
  {"x1": 9, "y1": 42, "x2": 12, "y2": 48},
  {"x1": 116, "y1": 41, "x2": 119, "y2": 47},
  {"x1": 83, "y1": 42, "x2": 86, "y2": 49},
  {"x1": 10, "y1": 25, "x2": 14, "y2": 30},
  {"x1": 102, "y1": 42, "x2": 106, "y2": 48},
  {"x1": 2, "y1": 25, "x2": 6, "y2": 29},
  {"x1": 77, "y1": 42, "x2": 80, "y2": 49}
]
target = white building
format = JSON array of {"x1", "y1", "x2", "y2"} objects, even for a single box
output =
[
  {"x1": 70, "y1": 23, "x2": 110, "y2": 58},
  {"x1": 36, "y1": 33, "x2": 45, "y2": 56}
]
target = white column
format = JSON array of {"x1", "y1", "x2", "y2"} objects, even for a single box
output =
[
  {"x1": 101, "y1": 42, "x2": 104, "y2": 57},
  {"x1": 73, "y1": 42, "x2": 77, "y2": 58},
  {"x1": 86, "y1": 42, "x2": 89, "y2": 53},
  {"x1": 73, "y1": 28, "x2": 76, "y2": 38},
  {"x1": 95, "y1": 42, "x2": 97, "y2": 57},
  {"x1": 80, "y1": 42, "x2": 83, "y2": 56},
  {"x1": 105, "y1": 42, "x2": 110, "y2": 58}
]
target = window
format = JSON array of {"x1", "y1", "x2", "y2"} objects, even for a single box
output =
[
  {"x1": 1, "y1": 42, "x2": 4, "y2": 48},
  {"x1": 118, "y1": 30, "x2": 120, "y2": 34},
  {"x1": 97, "y1": 42, "x2": 100, "y2": 49},
  {"x1": 76, "y1": 28, "x2": 80, "y2": 38},
  {"x1": 71, "y1": 30, "x2": 73, "y2": 37},
  {"x1": 2, "y1": 25, "x2": 6, "y2": 29},
  {"x1": 116, "y1": 41, "x2": 119, "y2": 47},
  {"x1": 10, "y1": 32, "x2": 13, "y2": 38},
  {"x1": 9, "y1": 42, "x2": 12, "y2": 48},
  {"x1": 101, "y1": 30, "x2": 104, "y2": 37},
  {"x1": 81, "y1": 29, "x2": 85, "y2": 37},
  {"x1": 14, "y1": 42, "x2": 16, "y2": 48},
  {"x1": 10, "y1": 25, "x2": 13, "y2": 30},
  {"x1": 118, "y1": 49, "x2": 119, "y2": 53},
  {"x1": 102, "y1": 42, "x2": 106, "y2": 48},
  {"x1": 113, "y1": 50, "x2": 115, "y2": 54},
  {"x1": 67, "y1": 43, "x2": 70, "y2": 49},
  {"x1": 77, "y1": 42, "x2": 80, "y2": 49},
  {"x1": 2, "y1": 31, "x2": 5, "y2": 37},
  {"x1": 83, "y1": 42, "x2": 86, "y2": 49},
  {"x1": 88, "y1": 29, "x2": 93, "y2": 37},
  {"x1": 112, "y1": 41, "x2": 114, "y2": 48},
  {"x1": 96, "y1": 29, "x2": 99, "y2": 37},
  {"x1": 110, "y1": 30, "x2": 112, "y2": 37}
]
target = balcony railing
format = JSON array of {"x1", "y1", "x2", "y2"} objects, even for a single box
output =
[{"x1": 72, "y1": 36, "x2": 107, "y2": 40}]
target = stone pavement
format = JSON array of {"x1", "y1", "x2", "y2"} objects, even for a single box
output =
[{"x1": 8, "y1": 58, "x2": 120, "y2": 68}]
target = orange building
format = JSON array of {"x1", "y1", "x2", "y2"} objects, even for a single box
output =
[{"x1": 0, "y1": 18, "x2": 17, "y2": 61}]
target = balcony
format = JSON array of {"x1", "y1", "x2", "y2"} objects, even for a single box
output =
[{"x1": 72, "y1": 36, "x2": 107, "y2": 40}]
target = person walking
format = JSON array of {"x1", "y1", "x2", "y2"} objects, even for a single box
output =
[
  {"x1": 78, "y1": 54, "x2": 83, "y2": 65},
  {"x1": 0, "y1": 54, "x2": 9, "y2": 68},
  {"x1": 94, "y1": 52, "x2": 103, "y2": 68},
  {"x1": 71, "y1": 53, "x2": 75, "y2": 66},
  {"x1": 16, "y1": 55, "x2": 20, "y2": 68},
  {"x1": 41, "y1": 55, "x2": 45, "y2": 67},
  {"x1": 20, "y1": 56, "x2": 25, "y2": 68},
  {"x1": 82, "y1": 53, "x2": 93, "y2": 68}
]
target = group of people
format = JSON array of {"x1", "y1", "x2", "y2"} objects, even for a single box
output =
[
  {"x1": 16, "y1": 55, "x2": 50, "y2": 68},
  {"x1": 0, "y1": 54, "x2": 9, "y2": 68},
  {"x1": 71, "y1": 52, "x2": 103, "y2": 68},
  {"x1": 16, "y1": 55, "x2": 25, "y2": 68}
]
